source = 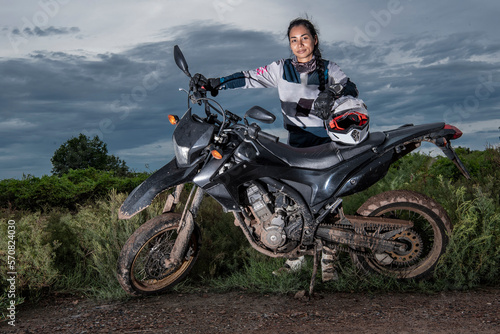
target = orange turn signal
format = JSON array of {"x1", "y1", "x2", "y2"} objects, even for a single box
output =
[
  {"x1": 211, "y1": 149, "x2": 223, "y2": 160},
  {"x1": 168, "y1": 115, "x2": 179, "y2": 125}
]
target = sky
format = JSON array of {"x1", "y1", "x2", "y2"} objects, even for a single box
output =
[{"x1": 1, "y1": 0, "x2": 499, "y2": 179}]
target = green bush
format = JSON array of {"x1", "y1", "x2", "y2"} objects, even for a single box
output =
[
  {"x1": 435, "y1": 186, "x2": 500, "y2": 289},
  {"x1": 1, "y1": 212, "x2": 59, "y2": 318},
  {"x1": 0, "y1": 214, "x2": 59, "y2": 291},
  {"x1": 192, "y1": 197, "x2": 248, "y2": 279},
  {"x1": 0, "y1": 169, "x2": 148, "y2": 211}
]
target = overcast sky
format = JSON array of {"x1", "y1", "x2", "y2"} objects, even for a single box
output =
[{"x1": 1, "y1": 0, "x2": 499, "y2": 179}]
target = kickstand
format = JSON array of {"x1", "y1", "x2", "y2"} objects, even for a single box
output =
[{"x1": 309, "y1": 239, "x2": 323, "y2": 297}]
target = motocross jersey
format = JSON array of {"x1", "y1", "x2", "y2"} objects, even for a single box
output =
[{"x1": 218, "y1": 58, "x2": 348, "y2": 138}]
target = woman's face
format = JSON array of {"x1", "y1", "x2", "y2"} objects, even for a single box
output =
[{"x1": 289, "y1": 25, "x2": 318, "y2": 63}]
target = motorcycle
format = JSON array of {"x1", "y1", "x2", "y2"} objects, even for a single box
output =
[{"x1": 116, "y1": 46, "x2": 470, "y2": 296}]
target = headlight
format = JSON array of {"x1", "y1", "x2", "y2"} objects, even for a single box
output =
[
  {"x1": 173, "y1": 137, "x2": 190, "y2": 166},
  {"x1": 172, "y1": 108, "x2": 216, "y2": 166}
]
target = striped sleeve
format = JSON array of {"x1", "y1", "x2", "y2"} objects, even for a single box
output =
[
  {"x1": 326, "y1": 61, "x2": 348, "y2": 86},
  {"x1": 220, "y1": 60, "x2": 282, "y2": 89}
]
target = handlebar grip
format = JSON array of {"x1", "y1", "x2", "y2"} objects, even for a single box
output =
[{"x1": 257, "y1": 130, "x2": 279, "y2": 142}]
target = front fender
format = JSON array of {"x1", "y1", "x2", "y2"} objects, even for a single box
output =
[{"x1": 118, "y1": 158, "x2": 198, "y2": 219}]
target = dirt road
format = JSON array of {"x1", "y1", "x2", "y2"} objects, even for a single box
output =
[{"x1": 2, "y1": 288, "x2": 499, "y2": 333}]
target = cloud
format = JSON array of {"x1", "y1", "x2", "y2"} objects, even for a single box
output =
[
  {"x1": 0, "y1": 118, "x2": 37, "y2": 131},
  {"x1": 115, "y1": 138, "x2": 175, "y2": 170},
  {"x1": 10, "y1": 26, "x2": 80, "y2": 37}
]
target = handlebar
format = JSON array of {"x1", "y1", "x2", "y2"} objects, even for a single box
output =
[
  {"x1": 257, "y1": 130, "x2": 279, "y2": 142},
  {"x1": 245, "y1": 123, "x2": 279, "y2": 143},
  {"x1": 186, "y1": 89, "x2": 279, "y2": 144}
]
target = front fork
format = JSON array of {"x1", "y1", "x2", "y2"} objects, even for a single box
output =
[
  {"x1": 163, "y1": 183, "x2": 204, "y2": 268},
  {"x1": 163, "y1": 184, "x2": 185, "y2": 213}
]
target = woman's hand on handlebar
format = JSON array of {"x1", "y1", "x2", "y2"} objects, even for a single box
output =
[
  {"x1": 190, "y1": 73, "x2": 207, "y2": 92},
  {"x1": 190, "y1": 73, "x2": 220, "y2": 97}
]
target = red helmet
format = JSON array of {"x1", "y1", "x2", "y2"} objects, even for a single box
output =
[{"x1": 326, "y1": 111, "x2": 369, "y2": 145}]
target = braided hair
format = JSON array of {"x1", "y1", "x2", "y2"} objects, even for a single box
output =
[{"x1": 287, "y1": 18, "x2": 326, "y2": 91}]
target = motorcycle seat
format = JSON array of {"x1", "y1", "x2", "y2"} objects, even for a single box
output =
[{"x1": 259, "y1": 132, "x2": 387, "y2": 170}]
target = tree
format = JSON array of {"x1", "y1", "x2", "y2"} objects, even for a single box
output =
[{"x1": 51, "y1": 134, "x2": 129, "y2": 176}]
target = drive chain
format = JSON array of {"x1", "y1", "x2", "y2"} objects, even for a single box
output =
[{"x1": 318, "y1": 223, "x2": 376, "y2": 259}]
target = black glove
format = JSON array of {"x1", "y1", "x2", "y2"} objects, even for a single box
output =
[
  {"x1": 343, "y1": 79, "x2": 359, "y2": 98},
  {"x1": 189, "y1": 73, "x2": 208, "y2": 93},
  {"x1": 189, "y1": 74, "x2": 221, "y2": 97},
  {"x1": 313, "y1": 81, "x2": 360, "y2": 120},
  {"x1": 312, "y1": 90, "x2": 335, "y2": 120},
  {"x1": 203, "y1": 78, "x2": 221, "y2": 97}
]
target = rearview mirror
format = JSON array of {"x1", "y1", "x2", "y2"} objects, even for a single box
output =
[
  {"x1": 244, "y1": 106, "x2": 276, "y2": 124},
  {"x1": 174, "y1": 45, "x2": 191, "y2": 78}
]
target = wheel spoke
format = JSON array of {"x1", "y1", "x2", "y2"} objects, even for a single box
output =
[
  {"x1": 351, "y1": 190, "x2": 449, "y2": 280},
  {"x1": 130, "y1": 226, "x2": 200, "y2": 291},
  {"x1": 117, "y1": 213, "x2": 201, "y2": 295}
]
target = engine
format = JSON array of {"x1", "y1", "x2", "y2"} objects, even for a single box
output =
[{"x1": 245, "y1": 184, "x2": 303, "y2": 251}]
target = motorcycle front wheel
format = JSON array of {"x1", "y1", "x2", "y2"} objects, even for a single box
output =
[
  {"x1": 351, "y1": 190, "x2": 451, "y2": 280},
  {"x1": 117, "y1": 213, "x2": 201, "y2": 296}
]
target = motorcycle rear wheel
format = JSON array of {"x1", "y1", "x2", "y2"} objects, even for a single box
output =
[
  {"x1": 117, "y1": 213, "x2": 201, "y2": 296},
  {"x1": 351, "y1": 190, "x2": 451, "y2": 280}
]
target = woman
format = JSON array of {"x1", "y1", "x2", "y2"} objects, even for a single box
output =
[
  {"x1": 194, "y1": 17, "x2": 362, "y2": 148},
  {"x1": 193, "y1": 18, "x2": 364, "y2": 281}
]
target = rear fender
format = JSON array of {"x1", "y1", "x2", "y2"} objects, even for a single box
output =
[
  {"x1": 384, "y1": 122, "x2": 470, "y2": 179},
  {"x1": 118, "y1": 158, "x2": 198, "y2": 219},
  {"x1": 425, "y1": 124, "x2": 471, "y2": 179}
]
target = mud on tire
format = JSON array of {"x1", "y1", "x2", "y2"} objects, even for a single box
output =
[
  {"x1": 117, "y1": 213, "x2": 201, "y2": 296},
  {"x1": 351, "y1": 190, "x2": 451, "y2": 280}
]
